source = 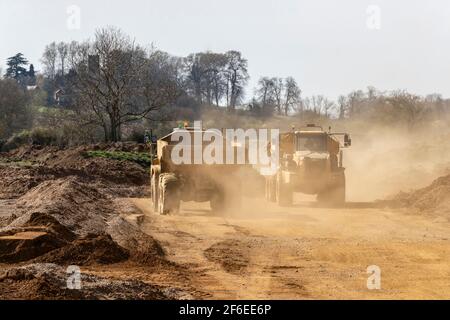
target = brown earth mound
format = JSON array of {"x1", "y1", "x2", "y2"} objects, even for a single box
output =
[
  {"x1": 387, "y1": 173, "x2": 450, "y2": 219},
  {"x1": 0, "y1": 229, "x2": 68, "y2": 263},
  {"x1": 0, "y1": 178, "x2": 165, "y2": 267},
  {"x1": 34, "y1": 234, "x2": 129, "y2": 265},
  {"x1": 8, "y1": 144, "x2": 149, "y2": 184},
  {"x1": 1, "y1": 144, "x2": 149, "y2": 199},
  {"x1": 0, "y1": 212, "x2": 75, "y2": 263},
  {"x1": 0, "y1": 166, "x2": 57, "y2": 199},
  {"x1": 13, "y1": 177, "x2": 114, "y2": 236},
  {"x1": 0, "y1": 263, "x2": 170, "y2": 300},
  {"x1": 107, "y1": 216, "x2": 165, "y2": 265}
]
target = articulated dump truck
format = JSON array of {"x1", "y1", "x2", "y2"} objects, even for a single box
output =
[
  {"x1": 265, "y1": 124, "x2": 352, "y2": 206},
  {"x1": 150, "y1": 126, "x2": 248, "y2": 215}
]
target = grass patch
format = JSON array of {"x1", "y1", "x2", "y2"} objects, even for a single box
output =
[
  {"x1": 84, "y1": 150, "x2": 152, "y2": 167},
  {"x1": 0, "y1": 157, "x2": 35, "y2": 167}
]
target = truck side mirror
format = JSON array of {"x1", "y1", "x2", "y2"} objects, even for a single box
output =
[{"x1": 344, "y1": 134, "x2": 351, "y2": 147}]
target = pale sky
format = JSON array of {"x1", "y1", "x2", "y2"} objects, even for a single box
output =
[{"x1": 1, "y1": 0, "x2": 450, "y2": 100}]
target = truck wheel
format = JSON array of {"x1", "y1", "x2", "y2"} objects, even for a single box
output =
[
  {"x1": 276, "y1": 172, "x2": 293, "y2": 206},
  {"x1": 158, "y1": 173, "x2": 181, "y2": 215},
  {"x1": 151, "y1": 169, "x2": 160, "y2": 213},
  {"x1": 265, "y1": 176, "x2": 276, "y2": 202}
]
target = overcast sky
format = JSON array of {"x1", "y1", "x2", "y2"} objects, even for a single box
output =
[{"x1": 1, "y1": 0, "x2": 450, "y2": 100}]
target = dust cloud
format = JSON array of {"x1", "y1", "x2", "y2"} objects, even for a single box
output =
[{"x1": 345, "y1": 119, "x2": 450, "y2": 201}]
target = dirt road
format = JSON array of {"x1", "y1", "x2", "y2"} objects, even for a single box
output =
[{"x1": 131, "y1": 195, "x2": 450, "y2": 300}]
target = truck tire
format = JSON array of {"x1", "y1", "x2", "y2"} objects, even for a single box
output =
[
  {"x1": 276, "y1": 172, "x2": 293, "y2": 206},
  {"x1": 151, "y1": 168, "x2": 160, "y2": 213},
  {"x1": 158, "y1": 173, "x2": 181, "y2": 215},
  {"x1": 265, "y1": 176, "x2": 276, "y2": 202}
]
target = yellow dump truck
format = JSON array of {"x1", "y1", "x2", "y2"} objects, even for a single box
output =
[
  {"x1": 149, "y1": 126, "x2": 246, "y2": 215},
  {"x1": 265, "y1": 124, "x2": 351, "y2": 206}
]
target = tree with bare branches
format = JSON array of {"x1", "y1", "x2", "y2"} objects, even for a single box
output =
[
  {"x1": 67, "y1": 27, "x2": 180, "y2": 141},
  {"x1": 225, "y1": 51, "x2": 249, "y2": 111},
  {"x1": 283, "y1": 77, "x2": 300, "y2": 116}
]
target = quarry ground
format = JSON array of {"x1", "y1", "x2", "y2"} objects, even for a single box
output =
[
  {"x1": 128, "y1": 195, "x2": 450, "y2": 299},
  {"x1": 0, "y1": 143, "x2": 449, "y2": 299}
]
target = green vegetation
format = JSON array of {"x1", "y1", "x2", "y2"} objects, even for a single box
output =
[
  {"x1": 84, "y1": 150, "x2": 152, "y2": 167},
  {"x1": 0, "y1": 157, "x2": 35, "y2": 167}
]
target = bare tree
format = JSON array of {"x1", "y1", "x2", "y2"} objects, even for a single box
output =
[
  {"x1": 386, "y1": 90, "x2": 425, "y2": 128},
  {"x1": 41, "y1": 42, "x2": 58, "y2": 79},
  {"x1": 283, "y1": 77, "x2": 300, "y2": 116},
  {"x1": 184, "y1": 53, "x2": 205, "y2": 103},
  {"x1": 347, "y1": 90, "x2": 365, "y2": 117},
  {"x1": 337, "y1": 95, "x2": 347, "y2": 119},
  {"x1": 68, "y1": 27, "x2": 180, "y2": 141},
  {"x1": 256, "y1": 77, "x2": 275, "y2": 105},
  {"x1": 57, "y1": 42, "x2": 69, "y2": 76},
  {"x1": 201, "y1": 52, "x2": 228, "y2": 106},
  {"x1": 272, "y1": 77, "x2": 284, "y2": 115},
  {"x1": 225, "y1": 51, "x2": 249, "y2": 111}
]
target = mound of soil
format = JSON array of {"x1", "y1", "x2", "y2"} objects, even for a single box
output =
[
  {"x1": 107, "y1": 216, "x2": 165, "y2": 265},
  {"x1": 13, "y1": 177, "x2": 114, "y2": 236},
  {"x1": 0, "y1": 166, "x2": 55, "y2": 199},
  {"x1": 1, "y1": 143, "x2": 150, "y2": 200},
  {"x1": 34, "y1": 234, "x2": 129, "y2": 266},
  {"x1": 0, "y1": 229, "x2": 67, "y2": 263},
  {"x1": 0, "y1": 212, "x2": 75, "y2": 263},
  {"x1": 0, "y1": 177, "x2": 167, "y2": 267},
  {"x1": 8, "y1": 144, "x2": 149, "y2": 185},
  {"x1": 387, "y1": 173, "x2": 450, "y2": 219},
  {"x1": 0, "y1": 263, "x2": 169, "y2": 300}
]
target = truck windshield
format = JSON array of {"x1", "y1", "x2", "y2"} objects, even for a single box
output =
[{"x1": 296, "y1": 134, "x2": 327, "y2": 152}]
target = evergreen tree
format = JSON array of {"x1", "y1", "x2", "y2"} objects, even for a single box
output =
[
  {"x1": 5, "y1": 53, "x2": 29, "y2": 81},
  {"x1": 28, "y1": 64, "x2": 36, "y2": 85}
]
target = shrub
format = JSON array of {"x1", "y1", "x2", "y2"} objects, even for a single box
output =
[
  {"x1": 2, "y1": 130, "x2": 32, "y2": 151},
  {"x1": 29, "y1": 127, "x2": 59, "y2": 146}
]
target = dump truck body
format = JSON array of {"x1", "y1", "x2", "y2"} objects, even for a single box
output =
[{"x1": 150, "y1": 127, "x2": 245, "y2": 214}]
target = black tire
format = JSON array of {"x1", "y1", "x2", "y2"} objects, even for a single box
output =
[
  {"x1": 265, "y1": 176, "x2": 276, "y2": 202},
  {"x1": 158, "y1": 173, "x2": 181, "y2": 215},
  {"x1": 276, "y1": 172, "x2": 293, "y2": 206}
]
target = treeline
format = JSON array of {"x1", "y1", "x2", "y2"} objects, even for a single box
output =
[{"x1": 1, "y1": 26, "x2": 449, "y2": 149}]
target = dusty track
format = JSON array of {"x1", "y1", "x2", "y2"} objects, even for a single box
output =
[{"x1": 131, "y1": 195, "x2": 450, "y2": 299}]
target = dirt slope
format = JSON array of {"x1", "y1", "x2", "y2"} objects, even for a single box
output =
[{"x1": 387, "y1": 173, "x2": 450, "y2": 220}]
